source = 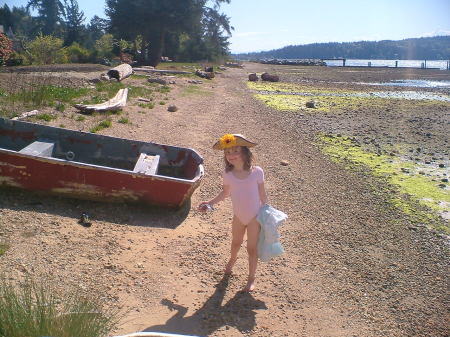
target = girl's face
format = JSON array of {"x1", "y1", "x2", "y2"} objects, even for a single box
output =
[{"x1": 224, "y1": 146, "x2": 243, "y2": 165}]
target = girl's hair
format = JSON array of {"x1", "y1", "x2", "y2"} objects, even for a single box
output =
[{"x1": 224, "y1": 146, "x2": 254, "y2": 172}]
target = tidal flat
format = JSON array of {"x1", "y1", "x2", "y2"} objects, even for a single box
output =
[{"x1": 248, "y1": 65, "x2": 449, "y2": 231}]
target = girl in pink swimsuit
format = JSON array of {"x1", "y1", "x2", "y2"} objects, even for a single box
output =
[{"x1": 199, "y1": 134, "x2": 268, "y2": 292}]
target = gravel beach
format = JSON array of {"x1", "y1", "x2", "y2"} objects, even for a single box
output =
[{"x1": 0, "y1": 62, "x2": 449, "y2": 337}]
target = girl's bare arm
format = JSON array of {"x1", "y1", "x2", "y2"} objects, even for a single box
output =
[
  {"x1": 208, "y1": 184, "x2": 230, "y2": 206},
  {"x1": 258, "y1": 182, "x2": 268, "y2": 204}
]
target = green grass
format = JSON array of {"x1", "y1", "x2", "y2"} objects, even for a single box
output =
[
  {"x1": 118, "y1": 117, "x2": 129, "y2": 124},
  {"x1": 0, "y1": 277, "x2": 120, "y2": 337},
  {"x1": 35, "y1": 113, "x2": 56, "y2": 122},
  {"x1": 75, "y1": 115, "x2": 86, "y2": 122},
  {"x1": 138, "y1": 102, "x2": 154, "y2": 109},
  {"x1": 181, "y1": 85, "x2": 211, "y2": 96},
  {"x1": 89, "y1": 119, "x2": 112, "y2": 133},
  {"x1": 159, "y1": 101, "x2": 166, "y2": 105},
  {"x1": 55, "y1": 102, "x2": 65, "y2": 112}
]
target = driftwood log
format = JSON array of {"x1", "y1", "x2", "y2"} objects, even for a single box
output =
[
  {"x1": 133, "y1": 68, "x2": 191, "y2": 75},
  {"x1": 74, "y1": 88, "x2": 128, "y2": 113},
  {"x1": 12, "y1": 110, "x2": 39, "y2": 120},
  {"x1": 195, "y1": 70, "x2": 215, "y2": 79},
  {"x1": 107, "y1": 64, "x2": 133, "y2": 81}
]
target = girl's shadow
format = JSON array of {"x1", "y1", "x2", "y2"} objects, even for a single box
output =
[{"x1": 144, "y1": 275, "x2": 267, "y2": 336}]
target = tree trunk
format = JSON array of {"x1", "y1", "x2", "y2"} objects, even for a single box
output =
[{"x1": 148, "y1": 28, "x2": 165, "y2": 67}]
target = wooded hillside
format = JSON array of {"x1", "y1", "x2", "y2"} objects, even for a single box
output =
[{"x1": 235, "y1": 35, "x2": 450, "y2": 60}]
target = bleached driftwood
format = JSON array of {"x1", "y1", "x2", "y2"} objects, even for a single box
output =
[
  {"x1": 133, "y1": 68, "x2": 191, "y2": 75},
  {"x1": 111, "y1": 332, "x2": 200, "y2": 337},
  {"x1": 12, "y1": 110, "x2": 39, "y2": 120},
  {"x1": 74, "y1": 88, "x2": 128, "y2": 113},
  {"x1": 107, "y1": 64, "x2": 133, "y2": 81}
]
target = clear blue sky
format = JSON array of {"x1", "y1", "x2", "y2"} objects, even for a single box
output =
[{"x1": 3, "y1": 0, "x2": 450, "y2": 53}]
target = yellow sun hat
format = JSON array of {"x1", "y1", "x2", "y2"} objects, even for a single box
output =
[{"x1": 213, "y1": 133, "x2": 257, "y2": 150}]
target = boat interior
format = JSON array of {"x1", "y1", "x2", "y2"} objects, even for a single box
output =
[{"x1": 0, "y1": 118, "x2": 203, "y2": 180}]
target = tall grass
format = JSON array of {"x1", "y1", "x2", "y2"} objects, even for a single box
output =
[
  {"x1": 0, "y1": 73, "x2": 89, "y2": 118},
  {"x1": 0, "y1": 277, "x2": 120, "y2": 337}
]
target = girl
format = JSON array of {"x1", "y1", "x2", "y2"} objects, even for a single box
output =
[{"x1": 199, "y1": 134, "x2": 267, "y2": 292}]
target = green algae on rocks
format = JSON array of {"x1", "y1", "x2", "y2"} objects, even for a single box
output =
[
  {"x1": 318, "y1": 134, "x2": 449, "y2": 233},
  {"x1": 248, "y1": 81, "x2": 450, "y2": 113}
]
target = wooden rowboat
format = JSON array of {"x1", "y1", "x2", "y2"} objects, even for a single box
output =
[{"x1": 0, "y1": 118, "x2": 204, "y2": 208}]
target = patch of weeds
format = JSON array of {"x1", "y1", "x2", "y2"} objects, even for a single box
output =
[
  {"x1": 59, "y1": 124, "x2": 66, "y2": 128},
  {"x1": 90, "y1": 119, "x2": 112, "y2": 133},
  {"x1": 55, "y1": 102, "x2": 65, "y2": 112},
  {"x1": 158, "y1": 85, "x2": 171, "y2": 94},
  {"x1": 76, "y1": 115, "x2": 86, "y2": 122},
  {"x1": 159, "y1": 101, "x2": 166, "y2": 105},
  {"x1": 95, "y1": 81, "x2": 125, "y2": 97},
  {"x1": 35, "y1": 113, "x2": 56, "y2": 122},
  {"x1": 0, "y1": 277, "x2": 121, "y2": 337},
  {"x1": 0, "y1": 242, "x2": 10, "y2": 256},
  {"x1": 138, "y1": 102, "x2": 154, "y2": 109},
  {"x1": 130, "y1": 74, "x2": 148, "y2": 80},
  {"x1": 118, "y1": 117, "x2": 129, "y2": 124},
  {"x1": 181, "y1": 85, "x2": 211, "y2": 96},
  {"x1": 128, "y1": 86, "x2": 153, "y2": 98},
  {"x1": 164, "y1": 97, "x2": 169, "y2": 100},
  {"x1": 137, "y1": 110, "x2": 146, "y2": 114}
]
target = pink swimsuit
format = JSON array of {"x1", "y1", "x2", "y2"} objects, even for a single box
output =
[{"x1": 223, "y1": 166, "x2": 264, "y2": 225}]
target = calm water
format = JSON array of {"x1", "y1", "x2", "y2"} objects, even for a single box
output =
[
  {"x1": 356, "y1": 79, "x2": 450, "y2": 88},
  {"x1": 325, "y1": 59, "x2": 450, "y2": 70}
]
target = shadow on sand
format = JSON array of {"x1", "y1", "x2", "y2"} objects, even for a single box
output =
[
  {"x1": 0, "y1": 188, "x2": 191, "y2": 229},
  {"x1": 144, "y1": 275, "x2": 267, "y2": 336}
]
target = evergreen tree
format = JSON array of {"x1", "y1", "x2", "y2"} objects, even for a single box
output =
[
  {"x1": 63, "y1": 0, "x2": 85, "y2": 46},
  {"x1": 106, "y1": 0, "x2": 231, "y2": 66},
  {"x1": 26, "y1": 0, "x2": 65, "y2": 36}
]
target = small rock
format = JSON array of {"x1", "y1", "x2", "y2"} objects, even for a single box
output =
[
  {"x1": 261, "y1": 72, "x2": 279, "y2": 82},
  {"x1": 438, "y1": 164, "x2": 445, "y2": 168},
  {"x1": 280, "y1": 160, "x2": 289, "y2": 166},
  {"x1": 306, "y1": 101, "x2": 316, "y2": 108},
  {"x1": 168, "y1": 105, "x2": 178, "y2": 112},
  {"x1": 248, "y1": 73, "x2": 258, "y2": 81},
  {"x1": 148, "y1": 78, "x2": 168, "y2": 85}
]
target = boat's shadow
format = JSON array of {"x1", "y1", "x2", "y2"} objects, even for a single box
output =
[{"x1": 0, "y1": 188, "x2": 191, "y2": 229}]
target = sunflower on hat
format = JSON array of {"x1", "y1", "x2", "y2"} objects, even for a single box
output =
[{"x1": 213, "y1": 134, "x2": 257, "y2": 150}]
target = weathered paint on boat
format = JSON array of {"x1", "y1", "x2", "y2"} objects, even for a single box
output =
[{"x1": 0, "y1": 118, "x2": 204, "y2": 207}]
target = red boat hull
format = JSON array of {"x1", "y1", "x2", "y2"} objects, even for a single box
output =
[{"x1": 0, "y1": 150, "x2": 203, "y2": 208}]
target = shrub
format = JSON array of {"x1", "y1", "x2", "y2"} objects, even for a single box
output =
[
  {"x1": 0, "y1": 33, "x2": 13, "y2": 65},
  {"x1": 65, "y1": 42, "x2": 91, "y2": 63},
  {"x1": 27, "y1": 34, "x2": 67, "y2": 65},
  {"x1": 95, "y1": 34, "x2": 114, "y2": 60}
]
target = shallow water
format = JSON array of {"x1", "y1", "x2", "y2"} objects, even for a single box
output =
[
  {"x1": 356, "y1": 79, "x2": 450, "y2": 88},
  {"x1": 255, "y1": 89, "x2": 450, "y2": 102}
]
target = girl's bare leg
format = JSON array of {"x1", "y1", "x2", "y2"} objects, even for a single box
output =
[
  {"x1": 225, "y1": 216, "x2": 246, "y2": 274},
  {"x1": 243, "y1": 217, "x2": 261, "y2": 292}
]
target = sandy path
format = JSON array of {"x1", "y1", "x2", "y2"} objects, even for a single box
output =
[{"x1": 0, "y1": 64, "x2": 448, "y2": 337}]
